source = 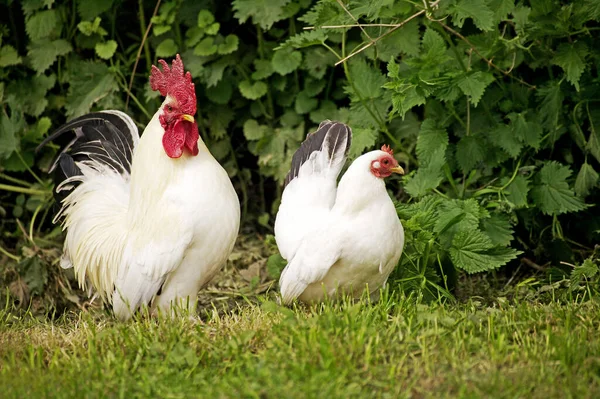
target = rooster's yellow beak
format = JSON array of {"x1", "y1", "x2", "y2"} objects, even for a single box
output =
[
  {"x1": 390, "y1": 166, "x2": 405, "y2": 175},
  {"x1": 181, "y1": 114, "x2": 195, "y2": 123}
]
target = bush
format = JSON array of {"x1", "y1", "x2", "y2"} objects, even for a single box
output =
[{"x1": 0, "y1": 0, "x2": 598, "y2": 303}]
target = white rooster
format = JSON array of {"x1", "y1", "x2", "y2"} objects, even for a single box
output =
[
  {"x1": 275, "y1": 121, "x2": 405, "y2": 304},
  {"x1": 39, "y1": 55, "x2": 240, "y2": 320}
]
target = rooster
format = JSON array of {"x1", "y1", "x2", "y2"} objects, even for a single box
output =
[
  {"x1": 274, "y1": 121, "x2": 405, "y2": 304},
  {"x1": 39, "y1": 55, "x2": 240, "y2": 320}
]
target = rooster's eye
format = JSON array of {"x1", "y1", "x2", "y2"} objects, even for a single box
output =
[{"x1": 167, "y1": 105, "x2": 173, "y2": 112}]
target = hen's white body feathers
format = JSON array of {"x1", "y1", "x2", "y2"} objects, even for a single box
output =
[{"x1": 276, "y1": 149, "x2": 404, "y2": 304}]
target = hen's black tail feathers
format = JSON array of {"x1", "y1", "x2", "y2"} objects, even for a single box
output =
[
  {"x1": 284, "y1": 120, "x2": 352, "y2": 188},
  {"x1": 37, "y1": 110, "x2": 139, "y2": 204}
]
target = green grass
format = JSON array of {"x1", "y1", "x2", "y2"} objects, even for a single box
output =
[{"x1": 1, "y1": 293, "x2": 599, "y2": 398}]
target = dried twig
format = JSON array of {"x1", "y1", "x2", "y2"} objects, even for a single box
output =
[
  {"x1": 125, "y1": 0, "x2": 162, "y2": 110},
  {"x1": 335, "y1": 0, "x2": 373, "y2": 41},
  {"x1": 304, "y1": 23, "x2": 403, "y2": 30},
  {"x1": 334, "y1": 0, "x2": 441, "y2": 66}
]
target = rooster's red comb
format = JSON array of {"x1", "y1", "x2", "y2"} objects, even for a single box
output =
[
  {"x1": 150, "y1": 54, "x2": 196, "y2": 115},
  {"x1": 381, "y1": 144, "x2": 393, "y2": 155}
]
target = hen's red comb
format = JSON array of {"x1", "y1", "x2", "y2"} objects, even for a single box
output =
[
  {"x1": 150, "y1": 54, "x2": 196, "y2": 115},
  {"x1": 381, "y1": 144, "x2": 393, "y2": 155}
]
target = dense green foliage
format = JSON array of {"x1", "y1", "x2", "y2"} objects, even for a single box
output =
[
  {"x1": 2, "y1": 297, "x2": 600, "y2": 397},
  {"x1": 0, "y1": 0, "x2": 599, "y2": 304}
]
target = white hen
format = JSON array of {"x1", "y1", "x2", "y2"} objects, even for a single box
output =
[
  {"x1": 39, "y1": 55, "x2": 240, "y2": 320},
  {"x1": 275, "y1": 121, "x2": 405, "y2": 304}
]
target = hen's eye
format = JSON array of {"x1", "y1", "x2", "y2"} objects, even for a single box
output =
[
  {"x1": 383, "y1": 159, "x2": 389, "y2": 165},
  {"x1": 167, "y1": 105, "x2": 173, "y2": 112}
]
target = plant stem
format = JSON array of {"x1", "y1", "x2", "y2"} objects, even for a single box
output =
[
  {"x1": 15, "y1": 151, "x2": 45, "y2": 186},
  {"x1": 0, "y1": 173, "x2": 31, "y2": 187},
  {"x1": 0, "y1": 184, "x2": 48, "y2": 196},
  {"x1": 0, "y1": 244, "x2": 20, "y2": 263}
]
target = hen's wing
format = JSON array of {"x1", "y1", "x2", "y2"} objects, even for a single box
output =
[
  {"x1": 279, "y1": 222, "x2": 343, "y2": 304},
  {"x1": 275, "y1": 121, "x2": 352, "y2": 260}
]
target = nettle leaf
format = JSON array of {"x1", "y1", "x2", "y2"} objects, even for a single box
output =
[
  {"x1": 574, "y1": 162, "x2": 599, "y2": 197},
  {"x1": 95, "y1": 40, "x2": 117, "y2": 59},
  {"x1": 455, "y1": 135, "x2": 485, "y2": 172},
  {"x1": 239, "y1": 80, "x2": 268, "y2": 100},
  {"x1": 218, "y1": 35, "x2": 239, "y2": 55},
  {"x1": 457, "y1": 71, "x2": 494, "y2": 106},
  {"x1": 26, "y1": 9, "x2": 59, "y2": 41},
  {"x1": 303, "y1": 47, "x2": 336, "y2": 80},
  {"x1": 489, "y1": 124, "x2": 522, "y2": 157},
  {"x1": 509, "y1": 112, "x2": 541, "y2": 150},
  {"x1": 504, "y1": 174, "x2": 529, "y2": 208},
  {"x1": 348, "y1": 128, "x2": 378, "y2": 158},
  {"x1": 65, "y1": 60, "x2": 118, "y2": 117},
  {"x1": 272, "y1": 48, "x2": 302, "y2": 75},
  {"x1": 252, "y1": 59, "x2": 274, "y2": 80},
  {"x1": 531, "y1": 161, "x2": 587, "y2": 215},
  {"x1": 205, "y1": 23, "x2": 220, "y2": 36},
  {"x1": 389, "y1": 84, "x2": 427, "y2": 119},
  {"x1": 5, "y1": 74, "x2": 56, "y2": 117},
  {"x1": 279, "y1": 29, "x2": 327, "y2": 49},
  {"x1": 416, "y1": 119, "x2": 448, "y2": 163},
  {"x1": 450, "y1": 230, "x2": 520, "y2": 273},
  {"x1": 207, "y1": 105, "x2": 234, "y2": 139},
  {"x1": 375, "y1": 20, "x2": 420, "y2": 60},
  {"x1": 552, "y1": 41, "x2": 589, "y2": 91},
  {"x1": 78, "y1": 0, "x2": 113, "y2": 20},
  {"x1": 536, "y1": 80, "x2": 563, "y2": 134},
  {"x1": 347, "y1": 58, "x2": 386, "y2": 100},
  {"x1": 78, "y1": 17, "x2": 107, "y2": 36},
  {"x1": 490, "y1": 0, "x2": 515, "y2": 19},
  {"x1": 27, "y1": 39, "x2": 72, "y2": 73},
  {"x1": 0, "y1": 45, "x2": 22, "y2": 67},
  {"x1": 450, "y1": 0, "x2": 495, "y2": 31},
  {"x1": 194, "y1": 37, "x2": 217, "y2": 56},
  {"x1": 435, "y1": 198, "x2": 486, "y2": 236},
  {"x1": 156, "y1": 38, "x2": 178, "y2": 58},
  {"x1": 233, "y1": 0, "x2": 292, "y2": 30},
  {"x1": 481, "y1": 213, "x2": 514, "y2": 246},
  {"x1": 404, "y1": 149, "x2": 445, "y2": 197},
  {"x1": 421, "y1": 27, "x2": 448, "y2": 62}
]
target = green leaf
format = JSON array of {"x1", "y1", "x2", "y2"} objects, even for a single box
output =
[
  {"x1": 390, "y1": 85, "x2": 426, "y2": 119},
  {"x1": 156, "y1": 38, "x2": 178, "y2": 58},
  {"x1": 404, "y1": 155, "x2": 445, "y2": 197},
  {"x1": 239, "y1": 80, "x2": 268, "y2": 100},
  {"x1": 455, "y1": 135, "x2": 485, "y2": 172},
  {"x1": 569, "y1": 258, "x2": 599, "y2": 291},
  {"x1": 481, "y1": 214, "x2": 514, "y2": 246},
  {"x1": 450, "y1": 230, "x2": 520, "y2": 273},
  {"x1": 346, "y1": 58, "x2": 386, "y2": 100},
  {"x1": 536, "y1": 81, "x2": 563, "y2": 134},
  {"x1": 95, "y1": 40, "x2": 117, "y2": 59},
  {"x1": 574, "y1": 162, "x2": 599, "y2": 197},
  {"x1": 450, "y1": 0, "x2": 495, "y2": 31},
  {"x1": 348, "y1": 128, "x2": 378, "y2": 158},
  {"x1": 217, "y1": 35, "x2": 239, "y2": 55},
  {"x1": 376, "y1": 20, "x2": 420, "y2": 60},
  {"x1": 510, "y1": 112, "x2": 541, "y2": 150},
  {"x1": 489, "y1": 124, "x2": 522, "y2": 157},
  {"x1": 531, "y1": 161, "x2": 587, "y2": 215},
  {"x1": 0, "y1": 45, "x2": 22, "y2": 67},
  {"x1": 5, "y1": 74, "x2": 56, "y2": 117},
  {"x1": 272, "y1": 48, "x2": 302, "y2": 75},
  {"x1": 457, "y1": 71, "x2": 495, "y2": 106},
  {"x1": 243, "y1": 119, "x2": 270, "y2": 140},
  {"x1": 278, "y1": 30, "x2": 327, "y2": 49},
  {"x1": 77, "y1": 0, "x2": 113, "y2": 20},
  {"x1": 233, "y1": 0, "x2": 292, "y2": 30},
  {"x1": 197, "y1": 9, "x2": 215, "y2": 28},
  {"x1": 26, "y1": 9, "x2": 59, "y2": 41},
  {"x1": 27, "y1": 39, "x2": 72, "y2": 73},
  {"x1": 504, "y1": 174, "x2": 529, "y2": 208},
  {"x1": 552, "y1": 42, "x2": 589, "y2": 91},
  {"x1": 65, "y1": 60, "x2": 118, "y2": 117},
  {"x1": 434, "y1": 198, "x2": 485, "y2": 236},
  {"x1": 416, "y1": 120, "x2": 448, "y2": 164},
  {"x1": 153, "y1": 24, "x2": 171, "y2": 36},
  {"x1": 295, "y1": 91, "x2": 318, "y2": 114},
  {"x1": 205, "y1": 23, "x2": 220, "y2": 36},
  {"x1": 252, "y1": 59, "x2": 274, "y2": 80},
  {"x1": 0, "y1": 111, "x2": 23, "y2": 160},
  {"x1": 194, "y1": 37, "x2": 217, "y2": 56},
  {"x1": 78, "y1": 17, "x2": 107, "y2": 36},
  {"x1": 206, "y1": 79, "x2": 233, "y2": 105}
]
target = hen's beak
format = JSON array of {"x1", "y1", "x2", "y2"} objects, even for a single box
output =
[
  {"x1": 390, "y1": 166, "x2": 405, "y2": 175},
  {"x1": 181, "y1": 114, "x2": 195, "y2": 123}
]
